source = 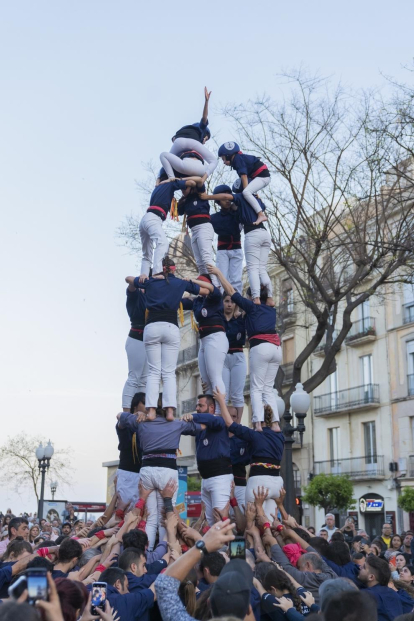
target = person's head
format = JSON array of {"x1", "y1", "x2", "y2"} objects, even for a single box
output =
[
  {"x1": 200, "y1": 551, "x2": 226, "y2": 584},
  {"x1": 218, "y1": 142, "x2": 240, "y2": 166},
  {"x1": 196, "y1": 394, "x2": 215, "y2": 414},
  {"x1": 161, "y1": 256, "x2": 176, "y2": 280},
  {"x1": 8, "y1": 517, "x2": 29, "y2": 541},
  {"x1": 119, "y1": 548, "x2": 147, "y2": 578},
  {"x1": 358, "y1": 529, "x2": 369, "y2": 538},
  {"x1": 122, "y1": 529, "x2": 148, "y2": 551},
  {"x1": 371, "y1": 538, "x2": 387, "y2": 554},
  {"x1": 3, "y1": 515, "x2": 12, "y2": 526},
  {"x1": 319, "y1": 578, "x2": 359, "y2": 613},
  {"x1": 227, "y1": 406, "x2": 238, "y2": 424},
  {"x1": 29, "y1": 524, "x2": 40, "y2": 542},
  {"x1": 262, "y1": 565, "x2": 302, "y2": 612},
  {"x1": 33, "y1": 536, "x2": 46, "y2": 546},
  {"x1": 382, "y1": 522, "x2": 392, "y2": 537},
  {"x1": 319, "y1": 529, "x2": 329, "y2": 540},
  {"x1": 325, "y1": 541, "x2": 351, "y2": 566},
  {"x1": 397, "y1": 553, "x2": 410, "y2": 570},
  {"x1": 324, "y1": 590, "x2": 378, "y2": 621},
  {"x1": 56, "y1": 537, "x2": 83, "y2": 569},
  {"x1": 350, "y1": 535, "x2": 363, "y2": 552},
  {"x1": 213, "y1": 185, "x2": 233, "y2": 209},
  {"x1": 51, "y1": 519, "x2": 59, "y2": 528},
  {"x1": 55, "y1": 578, "x2": 89, "y2": 621},
  {"x1": 308, "y1": 526, "x2": 316, "y2": 535},
  {"x1": 0, "y1": 601, "x2": 40, "y2": 620},
  {"x1": 330, "y1": 531, "x2": 345, "y2": 543},
  {"x1": 223, "y1": 293, "x2": 236, "y2": 317},
  {"x1": 178, "y1": 569, "x2": 197, "y2": 616},
  {"x1": 352, "y1": 552, "x2": 366, "y2": 568},
  {"x1": 344, "y1": 517, "x2": 355, "y2": 529},
  {"x1": 246, "y1": 285, "x2": 269, "y2": 305},
  {"x1": 130, "y1": 392, "x2": 146, "y2": 415},
  {"x1": 404, "y1": 532, "x2": 414, "y2": 548},
  {"x1": 100, "y1": 567, "x2": 128, "y2": 595},
  {"x1": 3, "y1": 538, "x2": 32, "y2": 561},
  {"x1": 325, "y1": 513, "x2": 336, "y2": 529},
  {"x1": 296, "y1": 552, "x2": 324, "y2": 573},
  {"x1": 26, "y1": 556, "x2": 54, "y2": 572},
  {"x1": 40, "y1": 519, "x2": 47, "y2": 527},
  {"x1": 391, "y1": 534, "x2": 403, "y2": 550},
  {"x1": 400, "y1": 565, "x2": 414, "y2": 584},
  {"x1": 308, "y1": 537, "x2": 330, "y2": 557},
  {"x1": 61, "y1": 522, "x2": 72, "y2": 536},
  {"x1": 359, "y1": 556, "x2": 390, "y2": 587},
  {"x1": 209, "y1": 559, "x2": 253, "y2": 621},
  {"x1": 79, "y1": 548, "x2": 101, "y2": 568},
  {"x1": 42, "y1": 521, "x2": 52, "y2": 533}
]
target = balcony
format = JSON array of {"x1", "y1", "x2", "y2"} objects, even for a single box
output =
[
  {"x1": 403, "y1": 303, "x2": 414, "y2": 325},
  {"x1": 177, "y1": 343, "x2": 199, "y2": 367},
  {"x1": 314, "y1": 384, "x2": 380, "y2": 416},
  {"x1": 277, "y1": 303, "x2": 296, "y2": 327},
  {"x1": 314, "y1": 455, "x2": 385, "y2": 480},
  {"x1": 408, "y1": 374, "x2": 414, "y2": 397},
  {"x1": 345, "y1": 318, "x2": 376, "y2": 347},
  {"x1": 181, "y1": 397, "x2": 197, "y2": 414}
]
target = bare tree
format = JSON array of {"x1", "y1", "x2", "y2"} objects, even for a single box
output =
[
  {"x1": 0, "y1": 434, "x2": 72, "y2": 503},
  {"x1": 223, "y1": 69, "x2": 414, "y2": 401}
]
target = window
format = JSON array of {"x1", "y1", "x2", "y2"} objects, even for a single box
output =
[
  {"x1": 329, "y1": 428, "x2": 340, "y2": 460},
  {"x1": 293, "y1": 464, "x2": 301, "y2": 495},
  {"x1": 283, "y1": 337, "x2": 295, "y2": 364},
  {"x1": 329, "y1": 370, "x2": 338, "y2": 409},
  {"x1": 286, "y1": 289, "x2": 294, "y2": 313},
  {"x1": 361, "y1": 354, "x2": 373, "y2": 392},
  {"x1": 407, "y1": 342, "x2": 414, "y2": 396},
  {"x1": 364, "y1": 422, "x2": 377, "y2": 464},
  {"x1": 403, "y1": 285, "x2": 414, "y2": 324},
  {"x1": 359, "y1": 299, "x2": 371, "y2": 331}
]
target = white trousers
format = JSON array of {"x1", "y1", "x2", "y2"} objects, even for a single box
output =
[
  {"x1": 116, "y1": 469, "x2": 140, "y2": 506},
  {"x1": 144, "y1": 322, "x2": 180, "y2": 409},
  {"x1": 250, "y1": 344, "x2": 282, "y2": 422},
  {"x1": 140, "y1": 466, "x2": 178, "y2": 550},
  {"x1": 122, "y1": 337, "x2": 148, "y2": 408},
  {"x1": 242, "y1": 177, "x2": 271, "y2": 214},
  {"x1": 234, "y1": 485, "x2": 246, "y2": 510},
  {"x1": 201, "y1": 474, "x2": 233, "y2": 526},
  {"x1": 190, "y1": 223, "x2": 220, "y2": 287},
  {"x1": 198, "y1": 332, "x2": 228, "y2": 413},
  {"x1": 244, "y1": 228, "x2": 273, "y2": 300},
  {"x1": 246, "y1": 474, "x2": 284, "y2": 518},
  {"x1": 216, "y1": 249, "x2": 243, "y2": 293},
  {"x1": 139, "y1": 212, "x2": 169, "y2": 276},
  {"x1": 160, "y1": 138, "x2": 218, "y2": 179},
  {"x1": 223, "y1": 352, "x2": 246, "y2": 408}
]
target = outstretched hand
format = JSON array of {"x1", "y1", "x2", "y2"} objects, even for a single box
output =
[
  {"x1": 204, "y1": 87, "x2": 212, "y2": 101},
  {"x1": 207, "y1": 264, "x2": 219, "y2": 275}
]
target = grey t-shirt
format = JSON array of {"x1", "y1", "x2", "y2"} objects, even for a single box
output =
[{"x1": 118, "y1": 414, "x2": 200, "y2": 453}]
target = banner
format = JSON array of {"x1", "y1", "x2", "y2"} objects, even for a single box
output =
[{"x1": 176, "y1": 467, "x2": 188, "y2": 519}]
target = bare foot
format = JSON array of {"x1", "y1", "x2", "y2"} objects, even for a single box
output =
[
  {"x1": 254, "y1": 421, "x2": 263, "y2": 432},
  {"x1": 254, "y1": 211, "x2": 268, "y2": 225},
  {"x1": 166, "y1": 408, "x2": 175, "y2": 421},
  {"x1": 146, "y1": 408, "x2": 156, "y2": 421},
  {"x1": 253, "y1": 297, "x2": 261, "y2": 305},
  {"x1": 266, "y1": 297, "x2": 275, "y2": 307}
]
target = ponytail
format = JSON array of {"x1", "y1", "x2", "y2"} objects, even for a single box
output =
[
  {"x1": 264, "y1": 404, "x2": 273, "y2": 427},
  {"x1": 162, "y1": 256, "x2": 176, "y2": 284},
  {"x1": 178, "y1": 570, "x2": 197, "y2": 616}
]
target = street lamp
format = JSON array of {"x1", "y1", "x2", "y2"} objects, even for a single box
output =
[
  {"x1": 36, "y1": 440, "x2": 54, "y2": 520},
  {"x1": 282, "y1": 383, "x2": 310, "y2": 516},
  {"x1": 50, "y1": 481, "x2": 58, "y2": 501}
]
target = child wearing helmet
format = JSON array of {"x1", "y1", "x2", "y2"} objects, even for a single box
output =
[
  {"x1": 218, "y1": 142, "x2": 270, "y2": 226},
  {"x1": 210, "y1": 184, "x2": 243, "y2": 294},
  {"x1": 160, "y1": 87, "x2": 218, "y2": 180}
]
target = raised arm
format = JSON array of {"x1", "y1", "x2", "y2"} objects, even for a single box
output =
[
  {"x1": 213, "y1": 388, "x2": 233, "y2": 427},
  {"x1": 207, "y1": 265, "x2": 236, "y2": 296},
  {"x1": 201, "y1": 87, "x2": 211, "y2": 126},
  {"x1": 199, "y1": 192, "x2": 233, "y2": 202}
]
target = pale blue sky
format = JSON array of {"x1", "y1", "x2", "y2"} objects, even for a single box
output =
[{"x1": 1, "y1": 0, "x2": 412, "y2": 513}]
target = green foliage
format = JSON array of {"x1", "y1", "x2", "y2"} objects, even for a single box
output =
[
  {"x1": 187, "y1": 476, "x2": 201, "y2": 492},
  {"x1": 302, "y1": 473, "x2": 356, "y2": 513},
  {"x1": 398, "y1": 487, "x2": 414, "y2": 513}
]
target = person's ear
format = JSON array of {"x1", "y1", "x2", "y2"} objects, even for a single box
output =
[
  {"x1": 115, "y1": 579, "x2": 122, "y2": 592},
  {"x1": 131, "y1": 563, "x2": 137, "y2": 574}
]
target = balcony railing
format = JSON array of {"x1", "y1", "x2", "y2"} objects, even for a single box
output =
[
  {"x1": 277, "y1": 302, "x2": 296, "y2": 327},
  {"x1": 314, "y1": 455, "x2": 385, "y2": 479},
  {"x1": 403, "y1": 303, "x2": 414, "y2": 325},
  {"x1": 408, "y1": 374, "x2": 414, "y2": 397},
  {"x1": 314, "y1": 384, "x2": 380, "y2": 415},
  {"x1": 345, "y1": 317, "x2": 376, "y2": 345},
  {"x1": 177, "y1": 343, "x2": 199, "y2": 366},
  {"x1": 181, "y1": 397, "x2": 197, "y2": 414}
]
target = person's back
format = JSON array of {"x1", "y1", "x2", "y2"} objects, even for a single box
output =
[{"x1": 324, "y1": 590, "x2": 378, "y2": 621}]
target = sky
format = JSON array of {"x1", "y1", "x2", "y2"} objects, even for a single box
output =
[{"x1": 1, "y1": 0, "x2": 413, "y2": 514}]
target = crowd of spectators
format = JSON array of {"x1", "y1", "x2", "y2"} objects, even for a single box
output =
[{"x1": 2, "y1": 481, "x2": 414, "y2": 621}]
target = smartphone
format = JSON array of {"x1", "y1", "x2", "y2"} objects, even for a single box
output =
[
  {"x1": 91, "y1": 582, "x2": 107, "y2": 614},
  {"x1": 8, "y1": 575, "x2": 27, "y2": 600},
  {"x1": 390, "y1": 556, "x2": 397, "y2": 568},
  {"x1": 27, "y1": 568, "x2": 48, "y2": 605},
  {"x1": 229, "y1": 536, "x2": 246, "y2": 560}
]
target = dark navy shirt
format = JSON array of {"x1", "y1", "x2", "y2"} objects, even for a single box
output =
[
  {"x1": 135, "y1": 276, "x2": 200, "y2": 312},
  {"x1": 105, "y1": 584, "x2": 155, "y2": 621},
  {"x1": 231, "y1": 192, "x2": 266, "y2": 228},
  {"x1": 178, "y1": 187, "x2": 210, "y2": 228},
  {"x1": 126, "y1": 287, "x2": 146, "y2": 329},
  {"x1": 229, "y1": 423, "x2": 284, "y2": 463},
  {"x1": 181, "y1": 287, "x2": 224, "y2": 337},
  {"x1": 211, "y1": 209, "x2": 241, "y2": 241},
  {"x1": 225, "y1": 315, "x2": 246, "y2": 350},
  {"x1": 231, "y1": 153, "x2": 269, "y2": 178},
  {"x1": 148, "y1": 179, "x2": 187, "y2": 219},
  {"x1": 193, "y1": 414, "x2": 231, "y2": 462},
  {"x1": 230, "y1": 435, "x2": 251, "y2": 466},
  {"x1": 175, "y1": 118, "x2": 209, "y2": 143},
  {"x1": 116, "y1": 421, "x2": 141, "y2": 474},
  {"x1": 231, "y1": 292, "x2": 276, "y2": 338}
]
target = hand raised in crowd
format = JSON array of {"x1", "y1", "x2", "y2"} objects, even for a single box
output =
[
  {"x1": 300, "y1": 591, "x2": 315, "y2": 608},
  {"x1": 202, "y1": 519, "x2": 235, "y2": 552},
  {"x1": 245, "y1": 501, "x2": 257, "y2": 526},
  {"x1": 213, "y1": 502, "x2": 230, "y2": 522},
  {"x1": 253, "y1": 486, "x2": 269, "y2": 508},
  {"x1": 276, "y1": 487, "x2": 286, "y2": 506},
  {"x1": 282, "y1": 514, "x2": 299, "y2": 529},
  {"x1": 138, "y1": 480, "x2": 153, "y2": 502},
  {"x1": 255, "y1": 513, "x2": 272, "y2": 530},
  {"x1": 161, "y1": 477, "x2": 178, "y2": 499},
  {"x1": 270, "y1": 512, "x2": 282, "y2": 529},
  {"x1": 80, "y1": 594, "x2": 120, "y2": 621}
]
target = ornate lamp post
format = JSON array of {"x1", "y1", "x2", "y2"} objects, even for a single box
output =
[
  {"x1": 50, "y1": 481, "x2": 58, "y2": 501},
  {"x1": 36, "y1": 440, "x2": 54, "y2": 520},
  {"x1": 282, "y1": 384, "x2": 310, "y2": 516}
]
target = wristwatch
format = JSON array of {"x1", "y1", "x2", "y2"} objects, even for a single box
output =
[{"x1": 196, "y1": 540, "x2": 209, "y2": 555}]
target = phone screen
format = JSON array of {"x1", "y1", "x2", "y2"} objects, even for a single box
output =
[
  {"x1": 27, "y1": 573, "x2": 48, "y2": 604},
  {"x1": 91, "y1": 583, "x2": 107, "y2": 613},
  {"x1": 229, "y1": 537, "x2": 246, "y2": 560},
  {"x1": 390, "y1": 556, "x2": 397, "y2": 568}
]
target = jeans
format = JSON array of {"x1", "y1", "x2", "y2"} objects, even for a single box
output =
[
  {"x1": 216, "y1": 249, "x2": 243, "y2": 293},
  {"x1": 140, "y1": 466, "x2": 178, "y2": 550},
  {"x1": 244, "y1": 228, "x2": 273, "y2": 300},
  {"x1": 139, "y1": 212, "x2": 169, "y2": 276},
  {"x1": 223, "y1": 352, "x2": 247, "y2": 407},
  {"x1": 122, "y1": 337, "x2": 148, "y2": 408},
  {"x1": 144, "y1": 322, "x2": 180, "y2": 409},
  {"x1": 250, "y1": 344, "x2": 282, "y2": 422},
  {"x1": 198, "y1": 332, "x2": 228, "y2": 413},
  {"x1": 201, "y1": 474, "x2": 233, "y2": 526},
  {"x1": 242, "y1": 177, "x2": 271, "y2": 213}
]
